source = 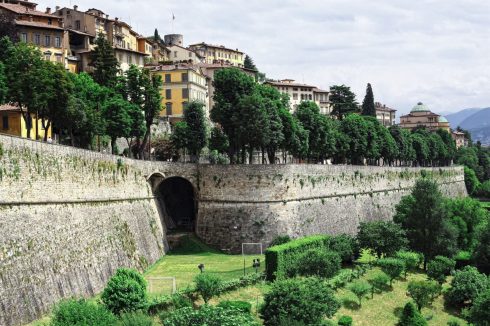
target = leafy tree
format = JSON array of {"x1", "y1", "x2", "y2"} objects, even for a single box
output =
[
  {"x1": 161, "y1": 306, "x2": 259, "y2": 326},
  {"x1": 356, "y1": 221, "x2": 408, "y2": 258},
  {"x1": 411, "y1": 133, "x2": 429, "y2": 166},
  {"x1": 377, "y1": 258, "x2": 404, "y2": 286},
  {"x1": 209, "y1": 127, "x2": 230, "y2": 154},
  {"x1": 91, "y1": 33, "x2": 120, "y2": 87},
  {"x1": 464, "y1": 166, "x2": 481, "y2": 195},
  {"x1": 0, "y1": 11, "x2": 18, "y2": 42},
  {"x1": 436, "y1": 129, "x2": 457, "y2": 166},
  {"x1": 398, "y1": 301, "x2": 427, "y2": 326},
  {"x1": 456, "y1": 147, "x2": 480, "y2": 177},
  {"x1": 260, "y1": 278, "x2": 340, "y2": 326},
  {"x1": 51, "y1": 299, "x2": 116, "y2": 326},
  {"x1": 368, "y1": 272, "x2": 390, "y2": 297},
  {"x1": 171, "y1": 121, "x2": 190, "y2": 158},
  {"x1": 101, "y1": 268, "x2": 148, "y2": 315},
  {"x1": 329, "y1": 234, "x2": 359, "y2": 263},
  {"x1": 0, "y1": 62, "x2": 7, "y2": 104},
  {"x1": 407, "y1": 280, "x2": 441, "y2": 311},
  {"x1": 445, "y1": 266, "x2": 488, "y2": 307},
  {"x1": 125, "y1": 103, "x2": 147, "y2": 152},
  {"x1": 194, "y1": 273, "x2": 223, "y2": 304},
  {"x1": 102, "y1": 95, "x2": 133, "y2": 154},
  {"x1": 377, "y1": 121, "x2": 399, "y2": 166},
  {"x1": 329, "y1": 84, "x2": 359, "y2": 120},
  {"x1": 427, "y1": 256, "x2": 456, "y2": 284},
  {"x1": 474, "y1": 222, "x2": 490, "y2": 274},
  {"x1": 361, "y1": 83, "x2": 376, "y2": 116},
  {"x1": 348, "y1": 280, "x2": 371, "y2": 306},
  {"x1": 467, "y1": 290, "x2": 490, "y2": 326},
  {"x1": 244, "y1": 55, "x2": 257, "y2": 71},
  {"x1": 139, "y1": 71, "x2": 162, "y2": 159},
  {"x1": 340, "y1": 114, "x2": 369, "y2": 164},
  {"x1": 296, "y1": 249, "x2": 341, "y2": 278},
  {"x1": 182, "y1": 101, "x2": 207, "y2": 162},
  {"x1": 390, "y1": 126, "x2": 415, "y2": 166},
  {"x1": 395, "y1": 251, "x2": 422, "y2": 277},
  {"x1": 211, "y1": 68, "x2": 256, "y2": 163},
  {"x1": 279, "y1": 108, "x2": 309, "y2": 161},
  {"x1": 394, "y1": 178, "x2": 458, "y2": 269}
]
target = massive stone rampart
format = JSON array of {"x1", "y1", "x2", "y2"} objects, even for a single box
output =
[{"x1": 0, "y1": 134, "x2": 467, "y2": 325}]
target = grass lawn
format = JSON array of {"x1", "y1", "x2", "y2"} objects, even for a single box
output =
[
  {"x1": 144, "y1": 234, "x2": 265, "y2": 296},
  {"x1": 329, "y1": 267, "x2": 465, "y2": 326}
]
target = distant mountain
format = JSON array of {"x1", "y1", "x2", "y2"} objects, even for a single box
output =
[
  {"x1": 445, "y1": 108, "x2": 483, "y2": 128},
  {"x1": 458, "y1": 108, "x2": 490, "y2": 146}
]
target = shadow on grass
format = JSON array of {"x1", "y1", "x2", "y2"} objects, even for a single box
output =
[
  {"x1": 342, "y1": 297, "x2": 361, "y2": 310},
  {"x1": 393, "y1": 306, "x2": 404, "y2": 319},
  {"x1": 168, "y1": 234, "x2": 222, "y2": 255}
]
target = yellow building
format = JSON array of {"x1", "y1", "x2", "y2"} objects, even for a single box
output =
[
  {"x1": 151, "y1": 65, "x2": 208, "y2": 124},
  {"x1": 0, "y1": 104, "x2": 52, "y2": 140},
  {"x1": 0, "y1": 1, "x2": 67, "y2": 66},
  {"x1": 400, "y1": 102, "x2": 450, "y2": 132},
  {"x1": 189, "y1": 42, "x2": 245, "y2": 67}
]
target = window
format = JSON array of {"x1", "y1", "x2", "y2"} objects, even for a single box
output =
[
  {"x1": 182, "y1": 73, "x2": 188, "y2": 82},
  {"x1": 293, "y1": 93, "x2": 298, "y2": 100},
  {"x1": 165, "y1": 89, "x2": 172, "y2": 99},
  {"x1": 2, "y1": 116, "x2": 8, "y2": 130},
  {"x1": 55, "y1": 54, "x2": 62, "y2": 62},
  {"x1": 55, "y1": 36, "x2": 61, "y2": 48},
  {"x1": 188, "y1": 51, "x2": 192, "y2": 57},
  {"x1": 21, "y1": 33, "x2": 27, "y2": 43},
  {"x1": 48, "y1": 18, "x2": 52, "y2": 25},
  {"x1": 293, "y1": 88, "x2": 298, "y2": 91},
  {"x1": 301, "y1": 94, "x2": 305, "y2": 100},
  {"x1": 309, "y1": 94, "x2": 312, "y2": 100},
  {"x1": 34, "y1": 34, "x2": 40, "y2": 45},
  {"x1": 165, "y1": 74, "x2": 171, "y2": 83},
  {"x1": 165, "y1": 102, "x2": 172, "y2": 115},
  {"x1": 44, "y1": 52, "x2": 51, "y2": 61},
  {"x1": 174, "y1": 51, "x2": 177, "y2": 58},
  {"x1": 182, "y1": 88, "x2": 189, "y2": 99},
  {"x1": 45, "y1": 35, "x2": 50, "y2": 47},
  {"x1": 75, "y1": 20, "x2": 80, "y2": 30}
]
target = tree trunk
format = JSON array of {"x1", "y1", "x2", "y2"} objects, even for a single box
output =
[
  {"x1": 70, "y1": 129, "x2": 75, "y2": 147},
  {"x1": 248, "y1": 147, "x2": 253, "y2": 164},
  {"x1": 43, "y1": 120, "x2": 51, "y2": 142},
  {"x1": 111, "y1": 137, "x2": 117, "y2": 154}
]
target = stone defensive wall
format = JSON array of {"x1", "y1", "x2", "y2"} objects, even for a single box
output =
[{"x1": 0, "y1": 134, "x2": 467, "y2": 325}]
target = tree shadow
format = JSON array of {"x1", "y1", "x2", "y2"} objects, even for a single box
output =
[{"x1": 393, "y1": 306, "x2": 404, "y2": 319}]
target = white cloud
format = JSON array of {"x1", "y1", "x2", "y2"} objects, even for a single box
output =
[{"x1": 36, "y1": 0, "x2": 490, "y2": 114}]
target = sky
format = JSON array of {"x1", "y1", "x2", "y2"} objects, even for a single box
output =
[{"x1": 34, "y1": 0, "x2": 490, "y2": 115}]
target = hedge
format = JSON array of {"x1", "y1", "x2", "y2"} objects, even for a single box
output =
[{"x1": 265, "y1": 235, "x2": 331, "y2": 280}]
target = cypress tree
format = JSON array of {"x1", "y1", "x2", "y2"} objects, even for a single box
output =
[
  {"x1": 361, "y1": 83, "x2": 376, "y2": 116},
  {"x1": 398, "y1": 301, "x2": 427, "y2": 326},
  {"x1": 244, "y1": 55, "x2": 257, "y2": 71},
  {"x1": 91, "y1": 33, "x2": 120, "y2": 87}
]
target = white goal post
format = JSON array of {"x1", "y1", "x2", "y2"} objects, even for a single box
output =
[
  {"x1": 241, "y1": 243, "x2": 263, "y2": 256},
  {"x1": 147, "y1": 277, "x2": 176, "y2": 295}
]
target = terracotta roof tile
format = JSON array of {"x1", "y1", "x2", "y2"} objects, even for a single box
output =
[
  {"x1": 0, "y1": 104, "x2": 21, "y2": 112},
  {"x1": 15, "y1": 19, "x2": 63, "y2": 30},
  {"x1": 0, "y1": 3, "x2": 60, "y2": 18}
]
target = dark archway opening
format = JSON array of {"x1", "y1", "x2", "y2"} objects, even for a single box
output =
[{"x1": 156, "y1": 177, "x2": 196, "y2": 232}]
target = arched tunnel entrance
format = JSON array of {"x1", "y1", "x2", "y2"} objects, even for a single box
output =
[{"x1": 152, "y1": 176, "x2": 196, "y2": 233}]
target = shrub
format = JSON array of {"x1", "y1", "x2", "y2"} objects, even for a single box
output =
[
  {"x1": 464, "y1": 166, "x2": 480, "y2": 195},
  {"x1": 368, "y1": 272, "x2": 390, "y2": 297},
  {"x1": 161, "y1": 306, "x2": 259, "y2": 326},
  {"x1": 427, "y1": 256, "x2": 456, "y2": 284},
  {"x1": 478, "y1": 180, "x2": 490, "y2": 198},
  {"x1": 269, "y1": 235, "x2": 292, "y2": 247},
  {"x1": 398, "y1": 301, "x2": 427, "y2": 326},
  {"x1": 260, "y1": 277, "x2": 340, "y2": 326},
  {"x1": 327, "y1": 270, "x2": 354, "y2": 290},
  {"x1": 328, "y1": 234, "x2": 359, "y2": 263},
  {"x1": 356, "y1": 221, "x2": 408, "y2": 258},
  {"x1": 395, "y1": 250, "x2": 422, "y2": 277},
  {"x1": 101, "y1": 268, "x2": 148, "y2": 315},
  {"x1": 473, "y1": 222, "x2": 490, "y2": 274},
  {"x1": 338, "y1": 315, "x2": 353, "y2": 326},
  {"x1": 194, "y1": 273, "x2": 223, "y2": 303},
  {"x1": 377, "y1": 258, "x2": 404, "y2": 286},
  {"x1": 217, "y1": 300, "x2": 252, "y2": 313},
  {"x1": 407, "y1": 280, "x2": 441, "y2": 311},
  {"x1": 209, "y1": 150, "x2": 230, "y2": 165},
  {"x1": 296, "y1": 249, "x2": 341, "y2": 278},
  {"x1": 467, "y1": 289, "x2": 490, "y2": 326},
  {"x1": 348, "y1": 280, "x2": 371, "y2": 307},
  {"x1": 265, "y1": 235, "x2": 331, "y2": 280},
  {"x1": 445, "y1": 266, "x2": 488, "y2": 307},
  {"x1": 119, "y1": 311, "x2": 154, "y2": 326},
  {"x1": 51, "y1": 299, "x2": 116, "y2": 326},
  {"x1": 453, "y1": 251, "x2": 472, "y2": 270},
  {"x1": 447, "y1": 320, "x2": 461, "y2": 326}
]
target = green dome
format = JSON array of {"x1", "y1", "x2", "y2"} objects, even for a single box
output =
[
  {"x1": 411, "y1": 102, "x2": 430, "y2": 112},
  {"x1": 439, "y1": 116, "x2": 448, "y2": 123}
]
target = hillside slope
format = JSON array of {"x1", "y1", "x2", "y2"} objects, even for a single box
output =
[{"x1": 446, "y1": 108, "x2": 483, "y2": 127}]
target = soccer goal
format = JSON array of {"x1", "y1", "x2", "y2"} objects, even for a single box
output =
[
  {"x1": 147, "y1": 277, "x2": 176, "y2": 296},
  {"x1": 241, "y1": 243, "x2": 263, "y2": 256}
]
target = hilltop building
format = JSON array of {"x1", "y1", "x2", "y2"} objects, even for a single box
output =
[
  {"x1": 375, "y1": 102, "x2": 397, "y2": 127},
  {"x1": 150, "y1": 64, "x2": 208, "y2": 124},
  {"x1": 0, "y1": 0, "x2": 68, "y2": 67},
  {"x1": 55, "y1": 5, "x2": 150, "y2": 73},
  {"x1": 399, "y1": 102, "x2": 450, "y2": 132},
  {"x1": 189, "y1": 42, "x2": 245, "y2": 67},
  {"x1": 264, "y1": 79, "x2": 331, "y2": 114}
]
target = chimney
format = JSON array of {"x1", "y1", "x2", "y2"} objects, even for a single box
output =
[
  {"x1": 105, "y1": 14, "x2": 109, "y2": 19},
  {"x1": 46, "y1": 7, "x2": 51, "y2": 14},
  {"x1": 55, "y1": 6, "x2": 60, "y2": 11},
  {"x1": 73, "y1": 5, "x2": 78, "y2": 11},
  {"x1": 115, "y1": 17, "x2": 119, "y2": 22}
]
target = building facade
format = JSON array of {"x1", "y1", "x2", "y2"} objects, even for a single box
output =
[
  {"x1": 189, "y1": 42, "x2": 245, "y2": 67},
  {"x1": 166, "y1": 45, "x2": 203, "y2": 64},
  {"x1": 313, "y1": 88, "x2": 331, "y2": 115},
  {"x1": 399, "y1": 102, "x2": 450, "y2": 132},
  {"x1": 151, "y1": 64, "x2": 208, "y2": 124},
  {"x1": 0, "y1": 104, "x2": 52, "y2": 140},
  {"x1": 0, "y1": 1, "x2": 67, "y2": 66},
  {"x1": 375, "y1": 102, "x2": 397, "y2": 127}
]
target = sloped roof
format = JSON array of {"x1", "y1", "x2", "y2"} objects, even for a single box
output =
[{"x1": 0, "y1": 3, "x2": 59, "y2": 18}]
